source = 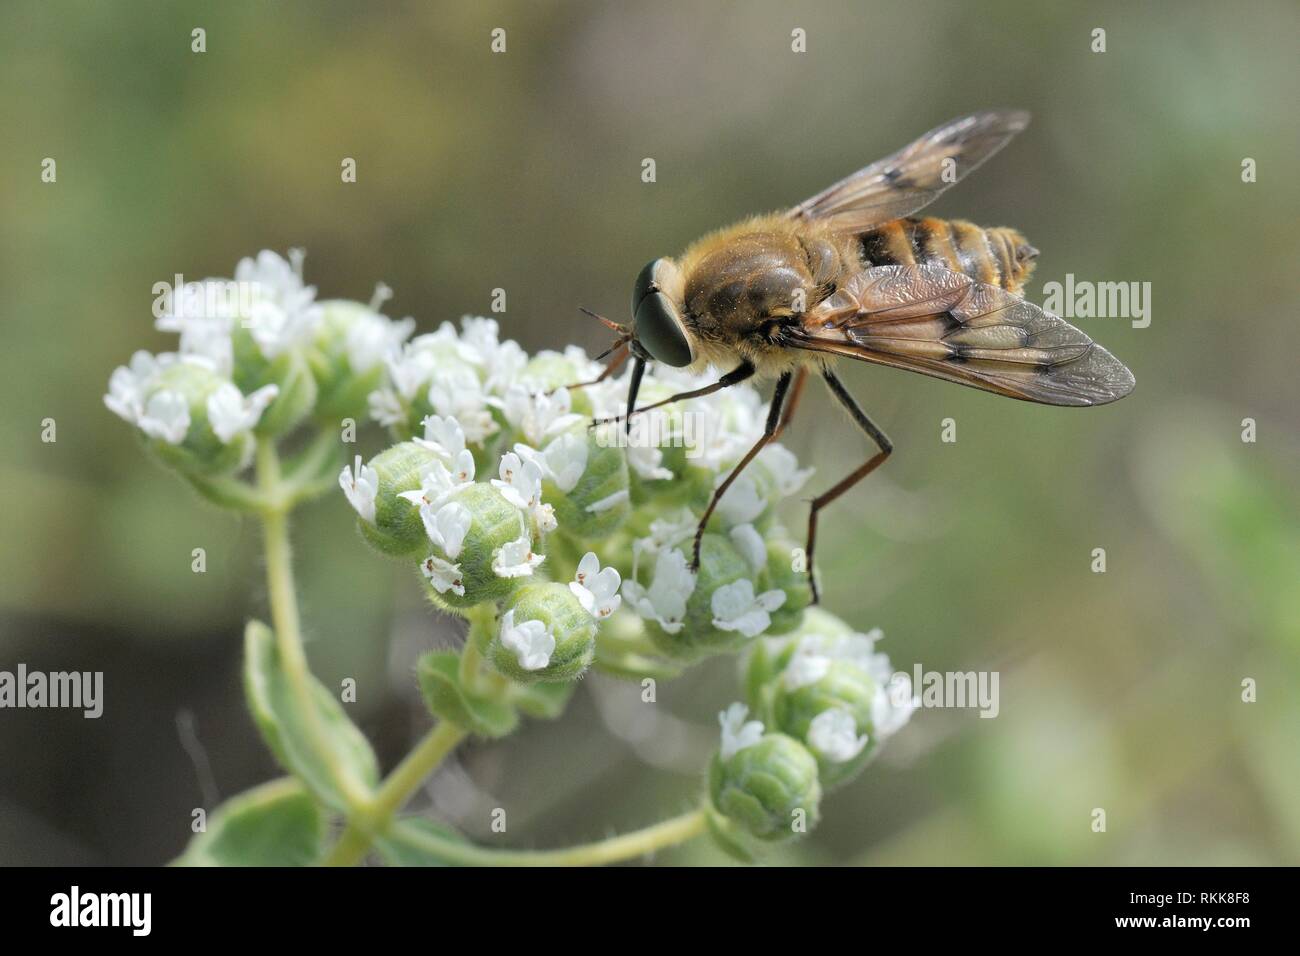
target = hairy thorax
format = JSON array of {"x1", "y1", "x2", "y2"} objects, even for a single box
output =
[{"x1": 676, "y1": 214, "x2": 849, "y2": 377}]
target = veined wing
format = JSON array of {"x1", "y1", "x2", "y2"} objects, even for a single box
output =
[
  {"x1": 788, "y1": 263, "x2": 1135, "y2": 406},
  {"x1": 787, "y1": 111, "x2": 1030, "y2": 233}
]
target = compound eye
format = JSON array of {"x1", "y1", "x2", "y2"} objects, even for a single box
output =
[
  {"x1": 634, "y1": 290, "x2": 694, "y2": 368},
  {"x1": 631, "y1": 258, "x2": 665, "y2": 317}
]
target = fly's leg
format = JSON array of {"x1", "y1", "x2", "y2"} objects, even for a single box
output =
[
  {"x1": 690, "y1": 371, "x2": 794, "y2": 570},
  {"x1": 590, "y1": 360, "x2": 755, "y2": 430},
  {"x1": 805, "y1": 369, "x2": 892, "y2": 604}
]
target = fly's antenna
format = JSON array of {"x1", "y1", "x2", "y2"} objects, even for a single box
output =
[{"x1": 579, "y1": 307, "x2": 632, "y2": 361}]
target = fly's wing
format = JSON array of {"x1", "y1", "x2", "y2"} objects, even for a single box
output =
[
  {"x1": 787, "y1": 111, "x2": 1030, "y2": 233},
  {"x1": 788, "y1": 263, "x2": 1135, "y2": 406}
]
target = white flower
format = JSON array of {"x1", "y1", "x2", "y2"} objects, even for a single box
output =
[
  {"x1": 492, "y1": 452, "x2": 555, "y2": 533},
  {"x1": 104, "y1": 350, "x2": 165, "y2": 423},
  {"x1": 757, "y1": 444, "x2": 815, "y2": 496},
  {"x1": 783, "y1": 629, "x2": 882, "y2": 691},
  {"x1": 414, "y1": 414, "x2": 467, "y2": 462},
  {"x1": 235, "y1": 249, "x2": 323, "y2": 359},
  {"x1": 713, "y1": 472, "x2": 765, "y2": 527},
  {"x1": 157, "y1": 280, "x2": 239, "y2": 375},
  {"x1": 499, "y1": 609, "x2": 555, "y2": 671},
  {"x1": 710, "y1": 579, "x2": 785, "y2": 638},
  {"x1": 420, "y1": 554, "x2": 465, "y2": 597},
  {"x1": 808, "y1": 708, "x2": 869, "y2": 762},
  {"x1": 623, "y1": 409, "x2": 675, "y2": 481},
  {"x1": 367, "y1": 387, "x2": 405, "y2": 427},
  {"x1": 427, "y1": 366, "x2": 497, "y2": 444},
  {"x1": 206, "y1": 383, "x2": 279, "y2": 443},
  {"x1": 138, "y1": 390, "x2": 190, "y2": 444},
  {"x1": 494, "y1": 383, "x2": 582, "y2": 446},
  {"x1": 569, "y1": 552, "x2": 622, "y2": 619},
  {"x1": 621, "y1": 548, "x2": 695, "y2": 634},
  {"x1": 729, "y1": 524, "x2": 766, "y2": 572},
  {"x1": 630, "y1": 510, "x2": 697, "y2": 576},
  {"x1": 339, "y1": 455, "x2": 379, "y2": 523},
  {"x1": 345, "y1": 310, "x2": 415, "y2": 373},
  {"x1": 419, "y1": 501, "x2": 472, "y2": 560},
  {"x1": 718, "y1": 703, "x2": 764, "y2": 760},
  {"x1": 482, "y1": 339, "x2": 528, "y2": 395},
  {"x1": 492, "y1": 534, "x2": 545, "y2": 578},
  {"x1": 398, "y1": 456, "x2": 475, "y2": 514},
  {"x1": 540, "y1": 431, "x2": 588, "y2": 492},
  {"x1": 872, "y1": 673, "x2": 919, "y2": 739},
  {"x1": 491, "y1": 452, "x2": 540, "y2": 509}
]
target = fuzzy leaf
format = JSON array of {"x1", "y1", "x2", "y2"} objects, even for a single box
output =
[
  {"x1": 173, "y1": 778, "x2": 324, "y2": 867},
  {"x1": 416, "y1": 651, "x2": 518, "y2": 738},
  {"x1": 243, "y1": 620, "x2": 379, "y2": 810}
]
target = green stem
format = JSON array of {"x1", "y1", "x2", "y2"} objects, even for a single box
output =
[
  {"x1": 323, "y1": 721, "x2": 468, "y2": 867},
  {"x1": 256, "y1": 437, "x2": 371, "y2": 812},
  {"x1": 386, "y1": 807, "x2": 708, "y2": 867}
]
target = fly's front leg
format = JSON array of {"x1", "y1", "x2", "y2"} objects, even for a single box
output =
[
  {"x1": 805, "y1": 369, "x2": 892, "y2": 604},
  {"x1": 589, "y1": 360, "x2": 755, "y2": 430},
  {"x1": 690, "y1": 371, "x2": 794, "y2": 570}
]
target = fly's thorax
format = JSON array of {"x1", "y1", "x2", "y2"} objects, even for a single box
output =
[
  {"x1": 680, "y1": 227, "x2": 834, "y2": 339},
  {"x1": 858, "y1": 217, "x2": 1039, "y2": 294}
]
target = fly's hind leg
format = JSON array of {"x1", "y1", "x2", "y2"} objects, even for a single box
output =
[{"x1": 805, "y1": 369, "x2": 892, "y2": 604}]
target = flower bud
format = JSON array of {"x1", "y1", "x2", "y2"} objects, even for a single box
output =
[
  {"x1": 229, "y1": 330, "x2": 317, "y2": 437},
  {"x1": 707, "y1": 704, "x2": 821, "y2": 847},
  {"x1": 753, "y1": 530, "x2": 811, "y2": 635},
  {"x1": 630, "y1": 535, "x2": 782, "y2": 661},
  {"x1": 538, "y1": 427, "x2": 630, "y2": 540},
  {"x1": 345, "y1": 442, "x2": 440, "y2": 557},
  {"x1": 772, "y1": 660, "x2": 877, "y2": 789},
  {"x1": 308, "y1": 298, "x2": 414, "y2": 423},
  {"x1": 760, "y1": 616, "x2": 915, "y2": 790},
  {"x1": 517, "y1": 350, "x2": 598, "y2": 418},
  {"x1": 103, "y1": 351, "x2": 276, "y2": 476},
  {"x1": 419, "y1": 483, "x2": 533, "y2": 610},
  {"x1": 488, "y1": 582, "x2": 597, "y2": 683}
]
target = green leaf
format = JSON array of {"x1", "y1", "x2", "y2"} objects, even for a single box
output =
[
  {"x1": 375, "y1": 817, "x2": 467, "y2": 867},
  {"x1": 416, "y1": 651, "x2": 518, "y2": 738},
  {"x1": 174, "y1": 778, "x2": 325, "y2": 867},
  {"x1": 244, "y1": 620, "x2": 379, "y2": 810}
]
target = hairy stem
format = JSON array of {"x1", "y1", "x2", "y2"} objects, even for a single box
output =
[
  {"x1": 256, "y1": 437, "x2": 371, "y2": 811},
  {"x1": 323, "y1": 721, "x2": 467, "y2": 866},
  {"x1": 385, "y1": 807, "x2": 708, "y2": 867}
]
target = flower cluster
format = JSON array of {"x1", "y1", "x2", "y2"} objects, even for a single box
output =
[
  {"x1": 107, "y1": 249, "x2": 917, "y2": 862},
  {"x1": 704, "y1": 607, "x2": 918, "y2": 856},
  {"x1": 104, "y1": 249, "x2": 416, "y2": 478}
]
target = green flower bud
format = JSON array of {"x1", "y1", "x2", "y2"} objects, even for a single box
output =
[
  {"x1": 104, "y1": 353, "x2": 282, "y2": 477},
  {"x1": 637, "y1": 534, "x2": 776, "y2": 661},
  {"x1": 488, "y1": 582, "x2": 597, "y2": 683},
  {"x1": 420, "y1": 483, "x2": 531, "y2": 611},
  {"x1": 350, "y1": 442, "x2": 440, "y2": 557},
  {"x1": 308, "y1": 299, "x2": 413, "y2": 423},
  {"x1": 708, "y1": 725, "x2": 821, "y2": 845},
  {"x1": 544, "y1": 427, "x2": 630, "y2": 540},
  {"x1": 754, "y1": 531, "x2": 810, "y2": 635},
  {"x1": 519, "y1": 351, "x2": 595, "y2": 418},
  {"x1": 230, "y1": 326, "x2": 318, "y2": 437},
  {"x1": 772, "y1": 660, "x2": 878, "y2": 789}
]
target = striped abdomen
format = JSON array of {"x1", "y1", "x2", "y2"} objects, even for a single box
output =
[{"x1": 857, "y1": 217, "x2": 1038, "y2": 293}]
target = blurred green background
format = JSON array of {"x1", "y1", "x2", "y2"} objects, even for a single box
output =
[{"x1": 1, "y1": 0, "x2": 1297, "y2": 865}]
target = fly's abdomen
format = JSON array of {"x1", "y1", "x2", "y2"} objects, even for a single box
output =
[{"x1": 857, "y1": 217, "x2": 1038, "y2": 293}]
